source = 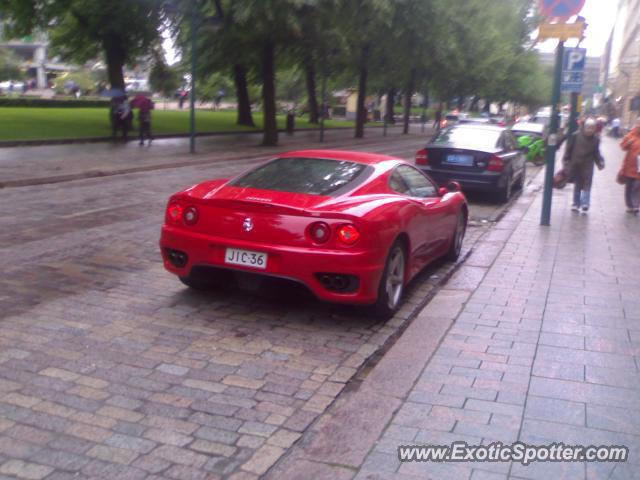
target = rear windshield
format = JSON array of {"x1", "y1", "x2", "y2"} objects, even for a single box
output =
[
  {"x1": 433, "y1": 127, "x2": 501, "y2": 150},
  {"x1": 231, "y1": 157, "x2": 370, "y2": 196}
]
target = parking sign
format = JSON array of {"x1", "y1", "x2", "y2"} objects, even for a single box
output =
[{"x1": 561, "y1": 48, "x2": 586, "y2": 93}]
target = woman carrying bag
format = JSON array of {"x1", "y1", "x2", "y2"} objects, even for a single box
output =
[{"x1": 618, "y1": 118, "x2": 640, "y2": 214}]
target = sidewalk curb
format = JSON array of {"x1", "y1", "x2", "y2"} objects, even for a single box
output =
[
  {"x1": 264, "y1": 168, "x2": 548, "y2": 479},
  {"x1": 0, "y1": 125, "x2": 386, "y2": 148},
  {"x1": 0, "y1": 126, "x2": 433, "y2": 189},
  {"x1": 0, "y1": 150, "x2": 273, "y2": 189}
]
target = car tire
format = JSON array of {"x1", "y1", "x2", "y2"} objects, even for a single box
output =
[
  {"x1": 372, "y1": 241, "x2": 406, "y2": 319},
  {"x1": 445, "y1": 212, "x2": 466, "y2": 262},
  {"x1": 179, "y1": 273, "x2": 215, "y2": 291},
  {"x1": 514, "y1": 164, "x2": 526, "y2": 190},
  {"x1": 498, "y1": 173, "x2": 513, "y2": 203}
]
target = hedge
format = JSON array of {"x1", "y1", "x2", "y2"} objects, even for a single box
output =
[{"x1": 0, "y1": 97, "x2": 110, "y2": 108}]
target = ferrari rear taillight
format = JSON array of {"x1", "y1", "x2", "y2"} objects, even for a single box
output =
[
  {"x1": 167, "y1": 203, "x2": 183, "y2": 223},
  {"x1": 416, "y1": 149, "x2": 429, "y2": 165},
  {"x1": 487, "y1": 155, "x2": 504, "y2": 172},
  {"x1": 183, "y1": 206, "x2": 199, "y2": 226},
  {"x1": 337, "y1": 224, "x2": 360, "y2": 245},
  {"x1": 309, "y1": 222, "x2": 331, "y2": 244}
]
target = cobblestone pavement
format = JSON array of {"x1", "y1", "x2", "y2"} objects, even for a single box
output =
[
  {"x1": 271, "y1": 135, "x2": 640, "y2": 480},
  {"x1": 0, "y1": 131, "x2": 520, "y2": 479}
]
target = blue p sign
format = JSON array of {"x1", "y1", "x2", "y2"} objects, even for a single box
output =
[{"x1": 564, "y1": 48, "x2": 586, "y2": 72}]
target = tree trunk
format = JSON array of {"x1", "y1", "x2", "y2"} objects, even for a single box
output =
[
  {"x1": 261, "y1": 39, "x2": 278, "y2": 146},
  {"x1": 403, "y1": 68, "x2": 416, "y2": 134},
  {"x1": 103, "y1": 38, "x2": 126, "y2": 90},
  {"x1": 355, "y1": 45, "x2": 370, "y2": 139},
  {"x1": 385, "y1": 88, "x2": 396, "y2": 124},
  {"x1": 233, "y1": 64, "x2": 254, "y2": 127},
  {"x1": 483, "y1": 99, "x2": 491, "y2": 113},
  {"x1": 457, "y1": 96, "x2": 465, "y2": 111},
  {"x1": 305, "y1": 57, "x2": 319, "y2": 124},
  {"x1": 470, "y1": 96, "x2": 480, "y2": 112}
]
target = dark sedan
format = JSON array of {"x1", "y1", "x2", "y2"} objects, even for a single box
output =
[{"x1": 415, "y1": 124, "x2": 526, "y2": 202}]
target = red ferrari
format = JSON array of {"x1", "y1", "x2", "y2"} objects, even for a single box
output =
[{"x1": 160, "y1": 150, "x2": 468, "y2": 317}]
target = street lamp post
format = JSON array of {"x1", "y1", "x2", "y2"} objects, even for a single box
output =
[
  {"x1": 190, "y1": 3, "x2": 197, "y2": 154},
  {"x1": 186, "y1": 1, "x2": 222, "y2": 154},
  {"x1": 320, "y1": 71, "x2": 327, "y2": 142}
]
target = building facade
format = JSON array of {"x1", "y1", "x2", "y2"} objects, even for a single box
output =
[{"x1": 606, "y1": 0, "x2": 640, "y2": 128}]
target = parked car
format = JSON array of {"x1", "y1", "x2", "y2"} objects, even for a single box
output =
[
  {"x1": 160, "y1": 150, "x2": 468, "y2": 317},
  {"x1": 0, "y1": 80, "x2": 25, "y2": 92},
  {"x1": 458, "y1": 117, "x2": 491, "y2": 125},
  {"x1": 415, "y1": 124, "x2": 526, "y2": 202},
  {"x1": 440, "y1": 112, "x2": 469, "y2": 129},
  {"x1": 511, "y1": 122, "x2": 546, "y2": 165}
]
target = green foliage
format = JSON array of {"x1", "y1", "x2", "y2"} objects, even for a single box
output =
[
  {"x1": 149, "y1": 58, "x2": 181, "y2": 97},
  {"x1": 52, "y1": 71, "x2": 98, "y2": 94},
  {"x1": 0, "y1": 98, "x2": 109, "y2": 107},
  {"x1": 0, "y1": 49, "x2": 23, "y2": 81},
  {"x1": 0, "y1": 0, "x2": 164, "y2": 88},
  {"x1": 198, "y1": 72, "x2": 234, "y2": 103}
]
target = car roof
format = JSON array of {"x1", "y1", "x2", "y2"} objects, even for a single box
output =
[
  {"x1": 277, "y1": 149, "x2": 398, "y2": 165},
  {"x1": 446, "y1": 123, "x2": 505, "y2": 132},
  {"x1": 512, "y1": 122, "x2": 545, "y2": 133}
]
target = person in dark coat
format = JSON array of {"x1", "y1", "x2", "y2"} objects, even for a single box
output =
[
  {"x1": 433, "y1": 104, "x2": 443, "y2": 131},
  {"x1": 562, "y1": 118, "x2": 605, "y2": 213}
]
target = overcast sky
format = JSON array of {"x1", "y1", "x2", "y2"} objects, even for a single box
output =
[{"x1": 536, "y1": 0, "x2": 619, "y2": 57}]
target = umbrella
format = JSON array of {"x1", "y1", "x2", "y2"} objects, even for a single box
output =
[
  {"x1": 131, "y1": 93, "x2": 154, "y2": 111},
  {"x1": 100, "y1": 88, "x2": 126, "y2": 98}
]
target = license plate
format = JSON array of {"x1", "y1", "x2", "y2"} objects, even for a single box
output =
[
  {"x1": 225, "y1": 248, "x2": 268, "y2": 269},
  {"x1": 445, "y1": 154, "x2": 474, "y2": 166}
]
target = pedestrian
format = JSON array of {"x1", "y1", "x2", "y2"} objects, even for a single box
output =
[
  {"x1": 562, "y1": 117, "x2": 605, "y2": 214},
  {"x1": 132, "y1": 93, "x2": 154, "y2": 145},
  {"x1": 618, "y1": 117, "x2": 640, "y2": 214},
  {"x1": 611, "y1": 117, "x2": 621, "y2": 138},
  {"x1": 112, "y1": 96, "x2": 132, "y2": 141},
  {"x1": 433, "y1": 104, "x2": 442, "y2": 130}
]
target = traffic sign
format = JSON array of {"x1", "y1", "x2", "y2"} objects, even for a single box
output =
[
  {"x1": 538, "y1": 0, "x2": 585, "y2": 20},
  {"x1": 538, "y1": 20, "x2": 585, "y2": 41},
  {"x1": 561, "y1": 47, "x2": 586, "y2": 92}
]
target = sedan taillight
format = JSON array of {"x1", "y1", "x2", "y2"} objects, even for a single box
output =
[
  {"x1": 487, "y1": 155, "x2": 504, "y2": 172},
  {"x1": 416, "y1": 149, "x2": 429, "y2": 165}
]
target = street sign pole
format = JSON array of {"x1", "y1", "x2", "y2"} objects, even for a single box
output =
[
  {"x1": 540, "y1": 40, "x2": 565, "y2": 226},
  {"x1": 568, "y1": 92, "x2": 579, "y2": 135}
]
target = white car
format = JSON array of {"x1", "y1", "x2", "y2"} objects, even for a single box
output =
[{"x1": 0, "y1": 80, "x2": 25, "y2": 92}]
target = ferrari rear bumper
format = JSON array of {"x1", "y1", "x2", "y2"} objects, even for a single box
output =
[{"x1": 160, "y1": 226, "x2": 386, "y2": 305}]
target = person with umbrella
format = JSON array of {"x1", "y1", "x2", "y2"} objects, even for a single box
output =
[{"x1": 131, "y1": 93, "x2": 155, "y2": 146}]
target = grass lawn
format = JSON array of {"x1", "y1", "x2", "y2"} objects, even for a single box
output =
[{"x1": 0, "y1": 108, "x2": 354, "y2": 141}]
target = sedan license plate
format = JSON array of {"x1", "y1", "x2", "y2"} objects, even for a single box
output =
[
  {"x1": 445, "y1": 154, "x2": 474, "y2": 166},
  {"x1": 225, "y1": 248, "x2": 267, "y2": 269}
]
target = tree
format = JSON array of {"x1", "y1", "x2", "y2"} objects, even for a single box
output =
[
  {"x1": 0, "y1": 49, "x2": 22, "y2": 81},
  {"x1": 334, "y1": 0, "x2": 392, "y2": 138},
  {"x1": 149, "y1": 55, "x2": 181, "y2": 98},
  {"x1": 0, "y1": 0, "x2": 164, "y2": 90},
  {"x1": 228, "y1": 0, "x2": 326, "y2": 145}
]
